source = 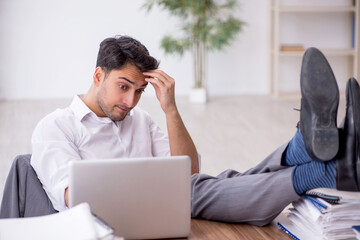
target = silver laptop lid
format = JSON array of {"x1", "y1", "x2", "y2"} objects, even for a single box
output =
[{"x1": 68, "y1": 156, "x2": 191, "y2": 239}]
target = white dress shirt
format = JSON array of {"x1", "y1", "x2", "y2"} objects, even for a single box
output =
[{"x1": 31, "y1": 95, "x2": 171, "y2": 211}]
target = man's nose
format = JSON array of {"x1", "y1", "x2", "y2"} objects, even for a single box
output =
[{"x1": 123, "y1": 91, "x2": 136, "y2": 107}]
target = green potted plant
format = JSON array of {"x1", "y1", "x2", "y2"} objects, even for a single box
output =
[{"x1": 144, "y1": 0, "x2": 245, "y2": 103}]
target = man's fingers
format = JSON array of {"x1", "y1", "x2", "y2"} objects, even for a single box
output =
[
  {"x1": 145, "y1": 76, "x2": 165, "y2": 88},
  {"x1": 143, "y1": 71, "x2": 159, "y2": 79},
  {"x1": 153, "y1": 70, "x2": 171, "y2": 81},
  {"x1": 143, "y1": 69, "x2": 168, "y2": 79},
  {"x1": 143, "y1": 70, "x2": 177, "y2": 114},
  {"x1": 143, "y1": 71, "x2": 174, "y2": 86},
  {"x1": 145, "y1": 75, "x2": 173, "y2": 90}
]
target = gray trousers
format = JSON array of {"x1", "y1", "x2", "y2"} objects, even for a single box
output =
[
  {"x1": 0, "y1": 154, "x2": 57, "y2": 218},
  {"x1": 191, "y1": 143, "x2": 300, "y2": 226}
]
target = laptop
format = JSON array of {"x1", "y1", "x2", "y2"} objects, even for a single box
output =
[{"x1": 68, "y1": 156, "x2": 191, "y2": 239}]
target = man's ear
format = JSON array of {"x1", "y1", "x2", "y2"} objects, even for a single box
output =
[{"x1": 93, "y1": 67, "x2": 105, "y2": 87}]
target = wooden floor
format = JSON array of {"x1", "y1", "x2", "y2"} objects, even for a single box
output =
[{"x1": 0, "y1": 94, "x2": 346, "y2": 202}]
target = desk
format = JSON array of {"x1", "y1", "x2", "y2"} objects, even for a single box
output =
[{"x1": 178, "y1": 219, "x2": 292, "y2": 240}]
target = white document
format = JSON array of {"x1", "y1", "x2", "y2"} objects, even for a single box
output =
[
  {"x1": 0, "y1": 202, "x2": 117, "y2": 240},
  {"x1": 278, "y1": 195, "x2": 360, "y2": 240}
]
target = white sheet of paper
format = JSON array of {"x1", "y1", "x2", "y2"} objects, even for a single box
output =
[{"x1": 0, "y1": 203, "x2": 103, "y2": 240}]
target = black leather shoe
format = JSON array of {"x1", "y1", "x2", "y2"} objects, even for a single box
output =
[
  {"x1": 300, "y1": 47, "x2": 339, "y2": 161},
  {"x1": 336, "y1": 78, "x2": 360, "y2": 191}
]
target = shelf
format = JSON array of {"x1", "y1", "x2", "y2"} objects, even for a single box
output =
[
  {"x1": 274, "y1": 48, "x2": 356, "y2": 57},
  {"x1": 270, "y1": 0, "x2": 359, "y2": 97},
  {"x1": 273, "y1": 6, "x2": 356, "y2": 13}
]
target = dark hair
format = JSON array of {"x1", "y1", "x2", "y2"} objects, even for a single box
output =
[{"x1": 96, "y1": 35, "x2": 159, "y2": 75}]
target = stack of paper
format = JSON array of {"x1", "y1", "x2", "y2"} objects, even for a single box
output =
[
  {"x1": 0, "y1": 202, "x2": 120, "y2": 240},
  {"x1": 277, "y1": 188, "x2": 360, "y2": 240}
]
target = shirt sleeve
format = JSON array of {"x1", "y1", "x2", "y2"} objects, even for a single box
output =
[
  {"x1": 147, "y1": 114, "x2": 171, "y2": 157},
  {"x1": 146, "y1": 111, "x2": 202, "y2": 170},
  {"x1": 30, "y1": 113, "x2": 80, "y2": 211}
]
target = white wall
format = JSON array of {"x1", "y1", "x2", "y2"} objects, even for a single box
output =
[{"x1": 0, "y1": 0, "x2": 270, "y2": 100}]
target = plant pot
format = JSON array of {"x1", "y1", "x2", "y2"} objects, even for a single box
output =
[{"x1": 189, "y1": 88, "x2": 207, "y2": 103}]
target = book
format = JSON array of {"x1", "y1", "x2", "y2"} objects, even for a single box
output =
[
  {"x1": 353, "y1": 225, "x2": 360, "y2": 240},
  {"x1": 280, "y1": 45, "x2": 304, "y2": 52},
  {"x1": 0, "y1": 202, "x2": 120, "y2": 240},
  {"x1": 352, "y1": 15, "x2": 355, "y2": 48},
  {"x1": 276, "y1": 188, "x2": 360, "y2": 240},
  {"x1": 306, "y1": 188, "x2": 360, "y2": 204}
]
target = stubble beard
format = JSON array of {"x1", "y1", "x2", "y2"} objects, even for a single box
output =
[{"x1": 96, "y1": 92, "x2": 128, "y2": 122}]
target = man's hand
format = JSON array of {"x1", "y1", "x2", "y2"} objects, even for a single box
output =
[
  {"x1": 143, "y1": 70, "x2": 177, "y2": 115},
  {"x1": 143, "y1": 70, "x2": 199, "y2": 174}
]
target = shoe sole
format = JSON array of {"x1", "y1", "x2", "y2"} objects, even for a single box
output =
[
  {"x1": 349, "y1": 78, "x2": 360, "y2": 190},
  {"x1": 300, "y1": 48, "x2": 339, "y2": 161}
]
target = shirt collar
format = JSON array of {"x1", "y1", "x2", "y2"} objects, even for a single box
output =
[
  {"x1": 69, "y1": 95, "x2": 134, "y2": 123},
  {"x1": 69, "y1": 95, "x2": 93, "y2": 122}
]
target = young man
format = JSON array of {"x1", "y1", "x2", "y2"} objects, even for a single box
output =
[
  {"x1": 30, "y1": 36, "x2": 199, "y2": 211},
  {"x1": 31, "y1": 36, "x2": 359, "y2": 226}
]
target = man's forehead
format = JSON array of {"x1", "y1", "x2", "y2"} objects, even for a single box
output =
[
  {"x1": 118, "y1": 76, "x2": 148, "y2": 87},
  {"x1": 109, "y1": 65, "x2": 145, "y2": 79}
]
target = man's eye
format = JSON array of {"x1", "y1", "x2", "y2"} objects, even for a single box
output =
[
  {"x1": 137, "y1": 89, "x2": 145, "y2": 94},
  {"x1": 119, "y1": 85, "x2": 128, "y2": 90}
]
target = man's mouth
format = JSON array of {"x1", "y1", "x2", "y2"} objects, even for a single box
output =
[{"x1": 115, "y1": 105, "x2": 131, "y2": 112}]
